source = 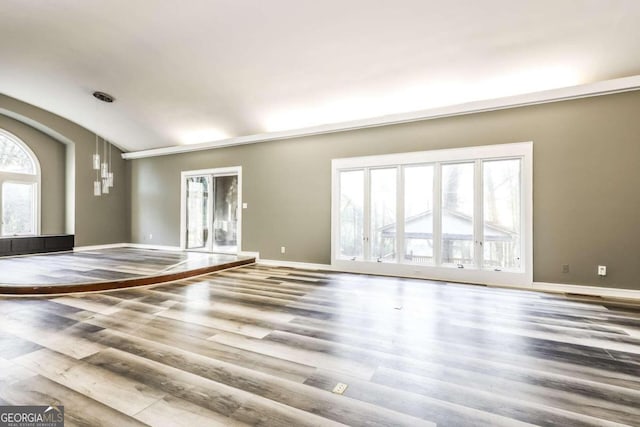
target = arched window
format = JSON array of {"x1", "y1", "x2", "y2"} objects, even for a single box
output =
[{"x1": 0, "y1": 129, "x2": 40, "y2": 236}]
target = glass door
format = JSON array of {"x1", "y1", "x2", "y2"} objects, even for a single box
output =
[
  {"x1": 212, "y1": 175, "x2": 239, "y2": 254},
  {"x1": 182, "y1": 168, "x2": 242, "y2": 254},
  {"x1": 185, "y1": 175, "x2": 212, "y2": 250}
]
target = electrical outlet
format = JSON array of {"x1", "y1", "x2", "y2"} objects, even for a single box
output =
[
  {"x1": 280, "y1": 246, "x2": 286, "y2": 254},
  {"x1": 148, "y1": 233, "x2": 153, "y2": 240},
  {"x1": 562, "y1": 264, "x2": 570, "y2": 273},
  {"x1": 242, "y1": 202, "x2": 248, "y2": 209},
  {"x1": 332, "y1": 382, "x2": 348, "y2": 395},
  {"x1": 598, "y1": 265, "x2": 607, "y2": 276}
]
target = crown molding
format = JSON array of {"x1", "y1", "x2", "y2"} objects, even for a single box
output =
[{"x1": 122, "y1": 75, "x2": 640, "y2": 160}]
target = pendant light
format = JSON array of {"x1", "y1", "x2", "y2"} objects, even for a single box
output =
[
  {"x1": 92, "y1": 91, "x2": 116, "y2": 196},
  {"x1": 93, "y1": 133, "x2": 101, "y2": 196}
]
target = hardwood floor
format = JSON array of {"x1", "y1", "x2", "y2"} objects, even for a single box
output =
[
  {"x1": 0, "y1": 265, "x2": 639, "y2": 426},
  {"x1": 0, "y1": 248, "x2": 254, "y2": 294}
]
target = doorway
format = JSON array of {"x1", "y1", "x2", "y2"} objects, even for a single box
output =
[{"x1": 180, "y1": 167, "x2": 242, "y2": 254}]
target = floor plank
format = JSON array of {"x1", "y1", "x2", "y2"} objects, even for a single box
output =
[{"x1": 0, "y1": 264, "x2": 639, "y2": 426}]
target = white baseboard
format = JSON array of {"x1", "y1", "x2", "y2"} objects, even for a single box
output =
[
  {"x1": 74, "y1": 243, "x2": 183, "y2": 252},
  {"x1": 126, "y1": 243, "x2": 183, "y2": 251},
  {"x1": 258, "y1": 259, "x2": 336, "y2": 271},
  {"x1": 75, "y1": 243, "x2": 259, "y2": 255},
  {"x1": 128, "y1": 244, "x2": 258, "y2": 254},
  {"x1": 530, "y1": 282, "x2": 640, "y2": 300},
  {"x1": 73, "y1": 243, "x2": 129, "y2": 252},
  {"x1": 257, "y1": 259, "x2": 640, "y2": 300},
  {"x1": 239, "y1": 251, "x2": 260, "y2": 259}
]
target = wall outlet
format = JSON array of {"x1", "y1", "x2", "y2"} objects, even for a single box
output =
[
  {"x1": 562, "y1": 264, "x2": 570, "y2": 273},
  {"x1": 148, "y1": 233, "x2": 153, "y2": 240},
  {"x1": 242, "y1": 202, "x2": 248, "y2": 209},
  {"x1": 598, "y1": 265, "x2": 607, "y2": 276},
  {"x1": 280, "y1": 246, "x2": 286, "y2": 254},
  {"x1": 332, "y1": 382, "x2": 348, "y2": 395}
]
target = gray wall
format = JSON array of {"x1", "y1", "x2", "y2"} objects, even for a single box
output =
[
  {"x1": 0, "y1": 115, "x2": 66, "y2": 234},
  {"x1": 130, "y1": 90, "x2": 640, "y2": 290},
  {"x1": 0, "y1": 94, "x2": 129, "y2": 246}
]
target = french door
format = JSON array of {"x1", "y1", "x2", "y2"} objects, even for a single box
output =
[
  {"x1": 185, "y1": 175, "x2": 211, "y2": 250},
  {"x1": 181, "y1": 167, "x2": 242, "y2": 254},
  {"x1": 332, "y1": 143, "x2": 532, "y2": 286}
]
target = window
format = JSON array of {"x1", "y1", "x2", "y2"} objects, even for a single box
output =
[
  {"x1": 370, "y1": 168, "x2": 396, "y2": 262},
  {"x1": 338, "y1": 170, "x2": 364, "y2": 259},
  {"x1": 483, "y1": 159, "x2": 521, "y2": 270},
  {"x1": 332, "y1": 142, "x2": 532, "y2": 286},
  {"x1": 441, "y1": 162, "x2": 475, "y2": 266},
  {"x1": 0, "y1": 129, "x2": 40, "y2": 236},
  {"x1": 404, "y1": 165, "x2": 434, "y2": 264}
]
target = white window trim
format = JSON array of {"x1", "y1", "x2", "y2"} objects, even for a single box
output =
[
  {"x1": 331, "y1": 142, "x2": 533, "y2": 287},
  {"x1": 0, "y1": 129, "x2": 41, "y2": 237},
  {"x1": 179, "y1": 166, "x2": 242, "y2": 254}
]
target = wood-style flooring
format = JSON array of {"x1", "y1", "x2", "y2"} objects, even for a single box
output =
[
  {"x1": 0, "y1": 248, "x2": 253, "y2": 293},
  {"x1": 0, "y1": 265, "x2": 639, "y2": 426}
]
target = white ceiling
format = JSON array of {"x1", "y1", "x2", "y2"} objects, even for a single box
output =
[{"x1": 1, "y1": 0, "x2": 639, "y2": 153}]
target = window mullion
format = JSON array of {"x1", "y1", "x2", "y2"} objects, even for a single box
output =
[
  {"x1": 208, "y1": 175, "x2": 214, "y2": 252},
  {"x1": 474, "y1": 159, "x2": 484, "y2": 270},
  {"x1": 0, "y1": 180, "x2": 3, "y2": 235},
  {"x1": 396, "y1": 166, "x2": 404, "y2": 264},
  {"x1": 433, "y1": 163, "x2": 442, "y2": 267},
  {"x1": 363, "y1": 168, "x2": 371, "y2": 261},
  {"x1": 520, "y1": 157, "x2": 528, "y2": 274}
]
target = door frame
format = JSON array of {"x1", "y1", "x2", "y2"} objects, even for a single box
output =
[{"x1": 180, "y1": 166, "x2": 242, "y2": 254}]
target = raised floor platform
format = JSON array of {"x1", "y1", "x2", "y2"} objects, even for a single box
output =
[{"x1": 0, "y1": 247, "x2": 255, "y2": 295}]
